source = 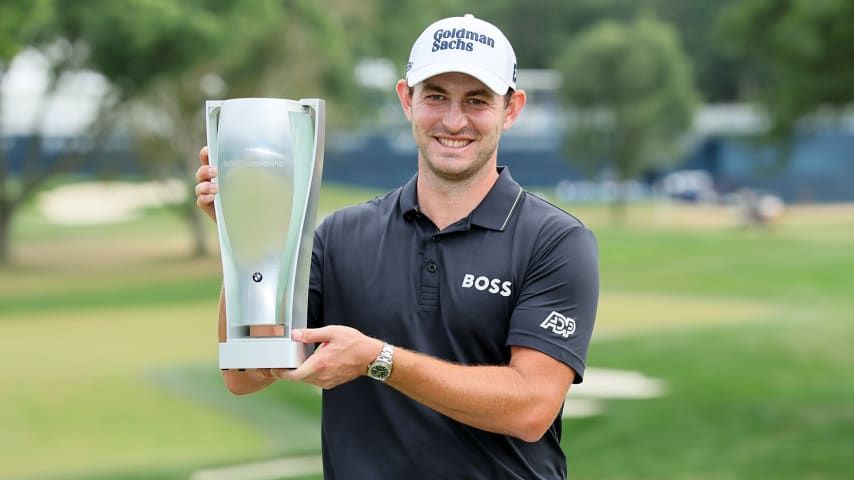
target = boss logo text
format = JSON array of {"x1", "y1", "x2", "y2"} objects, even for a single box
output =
[{"x1": 461, "y1": 274, "x2": 512, "y2": 297}]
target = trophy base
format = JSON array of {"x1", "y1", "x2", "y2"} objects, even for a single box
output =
[{"x1": 219, "y1": 338, "x2": 313, "y2": 369}]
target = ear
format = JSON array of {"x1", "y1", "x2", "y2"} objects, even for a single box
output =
[
  {"x1": 396, "y1": 79, "x2": 413, "y2": 122},
  {"x1": 502, "y1": 89, "x2": 527, "y2": 131}
]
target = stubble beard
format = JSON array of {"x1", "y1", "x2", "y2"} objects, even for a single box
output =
[{"x1": 416, "y1": 130, "x2": 498, "y2": 183}]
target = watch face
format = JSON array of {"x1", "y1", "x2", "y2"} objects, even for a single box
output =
[{"x1": 369, "y1": 363, "x2": 390, "y2": 379}]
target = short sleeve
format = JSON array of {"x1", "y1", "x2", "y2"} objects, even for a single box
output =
[{"x1": 506, "y1": 225, "x2": 599, "y2": 383}]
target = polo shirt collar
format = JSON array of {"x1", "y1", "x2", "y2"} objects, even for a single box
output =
[
  {"x1": 399, "y1": 166, "x2": 524, "y2": 231},
  {"x1": 400, "y1": 173, "x2": 419, "y2": 218}
]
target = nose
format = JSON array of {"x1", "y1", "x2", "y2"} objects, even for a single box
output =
[{"x1": 442, "y1": 101, "x2": 468, "y2": 133}]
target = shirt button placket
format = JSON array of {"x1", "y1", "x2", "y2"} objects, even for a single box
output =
[{"x1": 419, "y1": 237, "x2": 441, "y2": 308}]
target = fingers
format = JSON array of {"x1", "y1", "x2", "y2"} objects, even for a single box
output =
[
  {"x1": 261, "y1": 367, "x2": 315, "y2": 383},
  {"x1": 284, "y1": 338, "x2": 321, "y2": 380},
  {"x1": 195, "y1": 164, "x2": 217, "y2": 183},
  {"x1": 283, "y1": 327, "x2": 372, "y2": 389},
  {"x1": 199, "y1": 146, "x2": 209, "y2": 165},
  {"x1": 194, "y1": 180, "x2": 218, "y2": 197},
  {"x1": 292, "y1": 327, "x2": 332, "y2": 344},
  {"x1": 194, "y1": 157, "x2": 218, "y2": 222},
  {"x1": 285, "y1": 355, "x2": 335, "y2": 388},
  {"x1": 195, "y1": 180, "x2": 217, "y2": 214}
]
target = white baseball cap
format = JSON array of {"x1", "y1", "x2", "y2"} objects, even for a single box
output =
[{"x1": 405, "y1": 14, "x2": 517, "y2": 95}]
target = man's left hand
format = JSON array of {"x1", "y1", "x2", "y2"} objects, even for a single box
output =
[{"x1": 274, "y1": 326, "x2": 383, "y2": 389}]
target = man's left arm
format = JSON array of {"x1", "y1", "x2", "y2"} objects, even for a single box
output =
[
  {"x1": 280, "y1": 224, "x2": 598, "y2": 442},
  {"x1": 387, "y1": 342, "x2": 573, "y2": 442},
  {"x1": 281, "y1": 326, "x2": 572, "y2": 443}
]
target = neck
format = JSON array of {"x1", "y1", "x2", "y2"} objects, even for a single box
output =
[{"x1": 416, "y1": 165, "x2": 499, "y2": 231}]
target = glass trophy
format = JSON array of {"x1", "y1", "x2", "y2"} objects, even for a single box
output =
[{"x1": 205, "y1": 98, "x2": 325, "y2": 369}]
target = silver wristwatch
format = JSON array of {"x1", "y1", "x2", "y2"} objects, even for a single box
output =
[{"x1": 366, "y1": 342, "x2": 394, "y2": 382}]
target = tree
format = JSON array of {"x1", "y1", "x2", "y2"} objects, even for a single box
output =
[
  {"x1": 0, "y1": 0, "x2": 290, "y2": 263},
  {"x1": 715, "y1": 0, "x2": 854, "y2": 139},
  {"x1": 125, "y1": 0, "x2": 366, "y2": 257},
  {"x1": 56, "y1": 0, "x2": 290, "y2": 258},
  {"x1": 475, "y1": 0, "x2": 743, "y2": 102},
  {"x1": 553, "y1": 15, "x2": 699, "y2": 220},
  {"x1": 0, "y1": 0, "x2": 56, "y2": 264},
  {"x1": 356, "y1": 0, "x2": 465, "y2": 63}
]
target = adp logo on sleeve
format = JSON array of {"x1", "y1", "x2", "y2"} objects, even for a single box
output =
[{"x1": 540, "y1": 311, "x2": 576, "y2": 338}]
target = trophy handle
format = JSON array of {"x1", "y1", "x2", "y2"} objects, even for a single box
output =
[
  {"x1": 204, "y1": 100, "x2": 225, "y2": 239},
  {"x1": 288, "y1": 99, "x2": 326, "y2": 331},
  {"x1": 206, "y1": 100, "x2": 239, "y2": 342},
  {"x1": 299, "y1": 98, "x2": 326, "y2": 179},
  {"x1": 205, "y1": 101, "x2": 224, "y2": 171}
]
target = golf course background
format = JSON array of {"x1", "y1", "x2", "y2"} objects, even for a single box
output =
[{"x1": 2, "y1": 182, "x2": 853, "y2": 479}]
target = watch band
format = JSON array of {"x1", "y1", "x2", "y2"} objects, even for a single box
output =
[
  {"x1": 376, "y1": 343, "x2": 394, "y2": 363},
  {"x1": 367, "y1": 342, "x2": 394, "y2": 381}
]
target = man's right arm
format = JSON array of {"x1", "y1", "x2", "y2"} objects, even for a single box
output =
[
  {"x1": 196, "y1": 146, "x2": 278, "y2": 395},
  {"x1": 217, "y1": 287, "x2": 279, "y2": 395}
]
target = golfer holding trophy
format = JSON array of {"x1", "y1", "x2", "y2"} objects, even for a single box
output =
[
  {"x1": 195, "y1": 14, "x2": 599, "y2": 479},
  {"x1": 204, "y1": 97, "x2": 325, "y2": 369}
]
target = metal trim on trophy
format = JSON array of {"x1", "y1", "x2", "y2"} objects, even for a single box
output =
[{"x1": 205, "y1": 98, "x2": 325, "y2": 369}]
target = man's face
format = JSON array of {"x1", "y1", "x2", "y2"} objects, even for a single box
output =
[{"x1": 397, "y1": 72, "x2": 524, "y2": 183}]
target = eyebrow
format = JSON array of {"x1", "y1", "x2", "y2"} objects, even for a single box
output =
[{"x1": 421, "y1": 82, "x2": 493, "y2": 99}]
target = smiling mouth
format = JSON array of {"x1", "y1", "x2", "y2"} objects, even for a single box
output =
[{"x1": 436, "y1": 137, "x2": 472, "y2": 148}]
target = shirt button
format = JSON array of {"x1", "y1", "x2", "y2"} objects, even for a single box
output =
[{"x1": 426, "y1": 262, "x2": 438, "y2": 273}]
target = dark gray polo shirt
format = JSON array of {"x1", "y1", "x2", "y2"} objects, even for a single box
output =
[{"x1": 308, "y1": 167, "x2": 599, "y2": 480}]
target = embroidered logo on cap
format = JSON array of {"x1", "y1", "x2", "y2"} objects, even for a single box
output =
[{"x1": 431, "y1": 27, "x2": 495, "y2": 52}]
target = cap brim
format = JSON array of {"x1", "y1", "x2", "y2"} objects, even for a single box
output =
[{"x1": 407, "y1": 63, "x2": 510, "y2": 95}]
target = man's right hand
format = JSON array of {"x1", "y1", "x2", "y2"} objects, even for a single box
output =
[{"x1": 194, "y1": 146, "x2": 218, "y2": 223}]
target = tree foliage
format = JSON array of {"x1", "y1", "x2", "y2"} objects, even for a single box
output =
[
  {"x1": 355, "y1": 0, "x2": 464, "y2": 65},
  {"x1": 476, "y1": 0, "x2": 742, "y2": 102},
  {"x1": 0, "y1": 0, "x2": 51, "y2": 61},
  {"x1": 124, "y1": 0, "x2": 367, "y2": 256},
  {"x1": 716, "y1": 0, "x2": 854, "y2": 138},
  {"x1": 0, "y1": 0, "x2": 289, "y2": 262},
  {"x1": 45, "y1": 0, "x2": 283, "y2": 96},
  {"x1": 553, "y1": 15, "x2": 698, "y2": 216}
]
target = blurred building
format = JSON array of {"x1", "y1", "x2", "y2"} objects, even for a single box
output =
[{"x1": 678, "y1": 104, "x2": 854, "y2": 203}]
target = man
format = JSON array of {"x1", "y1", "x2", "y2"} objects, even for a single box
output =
[{"x1": 195, "y1": 14, "x2": 598, "y2": 479}]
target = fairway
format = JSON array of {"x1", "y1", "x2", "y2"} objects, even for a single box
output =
[
  {"x1": 1, "y1": 186, "x2": 853, "y2": 479},
  {"x1": 0, "y1": 302, "x2": 283, "y2": 478}
]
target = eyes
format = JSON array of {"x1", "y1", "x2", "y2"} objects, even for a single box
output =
[{"x1": 424, "y1": 94, "x2": 490, "y2": 106}]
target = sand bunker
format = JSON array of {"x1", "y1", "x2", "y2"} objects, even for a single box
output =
[{"x1": 37, "y1": 179, "x2": 188, "y2": 225}]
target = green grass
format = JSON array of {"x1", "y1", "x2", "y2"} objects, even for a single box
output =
[
  {"x1": 596, "y1": 227, "x2": 854, "y2": 302},
  {"x1": 560, "y1": 213, "x2": 854, "y2": 479},
  {"x1": 565, "y1": 309, "x2": 854, "y2": 479},
  {"x1": 1, "y1": 184, "x2": 853, "y2": 479}
]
